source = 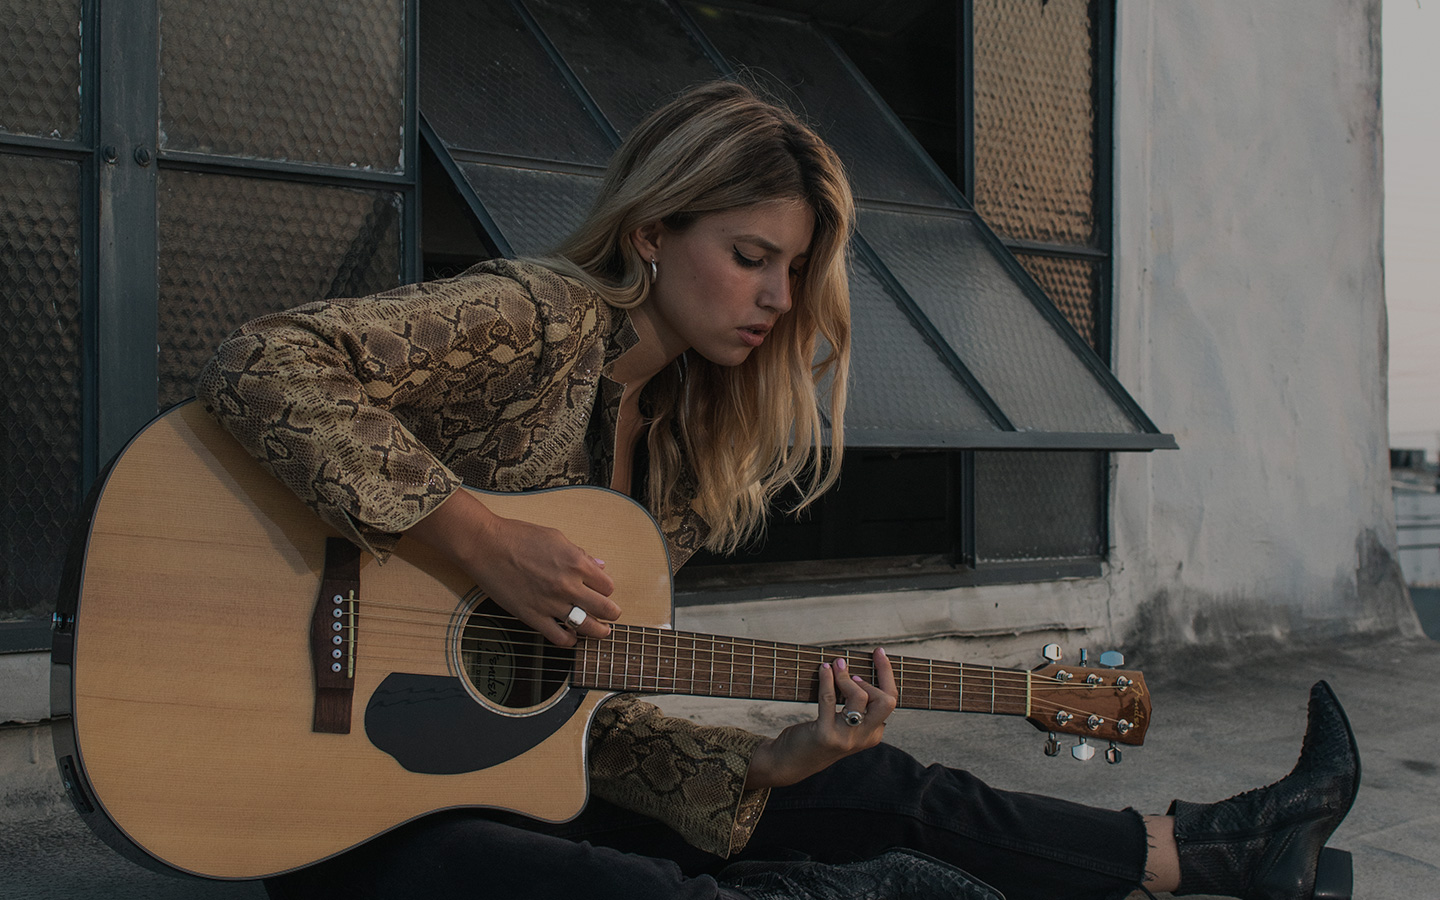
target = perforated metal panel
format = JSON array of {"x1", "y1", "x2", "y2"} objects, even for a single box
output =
[
  {"x1": 975, "y1": 451, "x2": 1104, "y2": 561},
  {"x1": 1014, "y1": 253, "x2": 1100, "y2": 349},
  {"x1": 159, "y1": 0, "x2": 405, "y2": 170},
  {"x1": 156, "y1": 171, "x2": 403, "y2": 410},
  {"x1": 1, "y1": 0, "x2": 82, "y2": 140},
  {"x1": 524, "y1": 0, "x2": 720, "y2": 136},
  {"x1": 972, "y1": 0, "x2": 1097, "y2": 245},
  {"x1": 859, "y1": 207, "x2": 1135, "y2": 434},
  {"x1": 686, "y1": 2, "x2": 956, "y2": 208},
  {"x1": 1, "y1": 154, "x2": 83, "y2": 617}
]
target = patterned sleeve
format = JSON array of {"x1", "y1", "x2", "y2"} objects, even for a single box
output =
[
  {"x1": 588, "y1": 695, "x2": 770, "y2": 858},
  {"x1": 195, "y1": 265, "x2": 551, "y2": 559}
]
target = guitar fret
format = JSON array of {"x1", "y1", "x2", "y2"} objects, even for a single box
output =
[
  {"x1": 607, "y1": 628, "x2": 616, "y2": 689},
  {"x1": 771, "y1": 645, "x2": 783, "y2": 702}
]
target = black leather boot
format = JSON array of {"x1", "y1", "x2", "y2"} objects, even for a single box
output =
[
  {"x1": 718, "y1": 848, "x2": 1003, "y2": 900},
  {"x1": 1169, "y1": 680, "x2": 1360, "y2": 900}
]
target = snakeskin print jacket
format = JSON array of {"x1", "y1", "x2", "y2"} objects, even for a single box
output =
[{"x1": 196, "y1": 258, "x2": 768, "y2": 857}]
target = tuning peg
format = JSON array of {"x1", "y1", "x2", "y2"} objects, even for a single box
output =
[
  {"x1": 1106, "y1": 742, "x2": 1122, "y2": 765},
  {"x1": 1071, "y1": 737, "x2": 1095, "y2": 761},
  {"x1": 1099, "y1": 650, "x2": 1125, "y2": 668},
  {"x1": 1079, "y1": 648, "x2": 1089, "y2": 666},
  {"x1": 1041, "y1": 643, "x2": 1063, "y2": 662},
  {"x1": 1044, "y1": 732, "x2": 1061, "y2": 757}
]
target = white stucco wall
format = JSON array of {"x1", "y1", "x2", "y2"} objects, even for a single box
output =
[
  {"x1": 683, "y1": 0, "x2": 1417, "y2": 662},
  {"x1": 1106, "y1": 0, "x2": 1415, "y2": 651}
]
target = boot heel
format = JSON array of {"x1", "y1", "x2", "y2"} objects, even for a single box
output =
[{"x1": 1311, "y1": 847, "x2": 1352, "y2": 900}]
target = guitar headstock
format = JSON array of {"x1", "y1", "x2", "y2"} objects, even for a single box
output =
[{"x1": 1025, "y1": 662, "x2": 1151, "y2": 747}]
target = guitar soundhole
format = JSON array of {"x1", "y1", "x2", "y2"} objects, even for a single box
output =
[{"x1": 459, "y1": 597, "x2": 574, "y2": 711}]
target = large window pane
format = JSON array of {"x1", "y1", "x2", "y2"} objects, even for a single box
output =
[
  {"x1": 973, "y1": 0, "x2": 1098, "y2": 245},
  {"x1": 0, "y1": 0, "x2": 83, "y2": 140},
  {"x1": 1, "y1": 154, "x2": 82, "y2": 617},
  {"x1": 159, "y1": 0, "x2": 405, "y2": 170},
  {"x1": 975, "y1": 451, "x2": 1105, "y2": 561},
  {"x1": 157, "y1": 171, "x2": 403, "y2": 409}
]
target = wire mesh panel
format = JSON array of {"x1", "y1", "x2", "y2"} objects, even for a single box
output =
[
  {"x1": 523, "y1": 0, "x2": 720, "y2": 136},
  {"x1": 972, "y1": 0, "x2": 1097, "y2": 246},
  {"x1": 0, "y1": 0, "x2": 83, "y2": 140},
  {"x1": 859, "y1": 206, "x2": 1135, "y2": 435},
  {"x1": 159, "y1": 0, "x2": 405, "y2": 170},
  {"x1": 975, "y1": 450, "x2": 1104, "y2": 561},
  {"x1": 845, "y1": 252, "x2": 999, "y2": 447},
  {"x1": 156, "y1": 171, "x2": 403, "y2": 410},
  {"x1": 685, "y1": 2, "x2": 956, "y2": 209},
  {"x1": 421, "y1": 0, "x2": 613, "y2": 164},
  {"x1": 1, "y1": 154, "x2": 82, "y2": 617},
  {"x1": 1013, "y1": 253, "x2": 1100, "y2": 349}
]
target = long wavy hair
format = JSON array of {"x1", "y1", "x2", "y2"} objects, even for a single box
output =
[{"x1": 543, "y1": 81, "x2": 854, "y2": 554}]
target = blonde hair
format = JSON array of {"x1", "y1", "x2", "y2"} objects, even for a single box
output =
[{"x1": 544, "y1": 81, "x2": 853, "y2": 554}]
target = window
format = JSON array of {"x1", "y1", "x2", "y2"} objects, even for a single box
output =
[
  {"x1": 0, "y1": 0, "x2": 418, "y2": 623},
  {"x1": 415, "y1": 0, "x2": 1165, "y2": 594}
]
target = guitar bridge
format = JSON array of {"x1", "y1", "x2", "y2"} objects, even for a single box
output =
[{"x1": 311, "y1": 538, "x2": 361, "y2": 733}]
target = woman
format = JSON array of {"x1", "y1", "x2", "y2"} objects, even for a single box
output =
[{"x1": 198, "y1": 81, "x2": 1358, "y2": 900}]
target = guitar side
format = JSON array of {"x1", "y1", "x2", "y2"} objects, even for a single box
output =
[{"x1": 51, "y1": 402, "x2": 674, "y2": 880}]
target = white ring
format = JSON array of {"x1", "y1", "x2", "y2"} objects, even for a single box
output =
[
  {"x1": 566, "y1": 606, "x2": 588, "y2": 627},
  {"x1": 842, "y1": 708, "x2": 865, "y2": 727}
]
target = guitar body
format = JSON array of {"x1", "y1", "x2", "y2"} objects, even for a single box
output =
[{"x1": 51, "y1": 402, "x2": 674, "y2": 880}]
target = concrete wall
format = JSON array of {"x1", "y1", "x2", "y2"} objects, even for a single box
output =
[
  {"x1": 681, "y1": 0, "x2": 1418, "y2": 664},
  {"x1": 1107, "y1": 0, "x2": 1415, "y2": 653}
]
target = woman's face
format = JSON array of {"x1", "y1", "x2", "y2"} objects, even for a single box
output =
[{"x1": 634, "y1": 199, "x2": 815, "y2": 367}]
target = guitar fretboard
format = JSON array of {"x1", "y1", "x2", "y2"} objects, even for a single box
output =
[{"x1": 573, "y1": 624, "x2": 1031, "y2": 716}]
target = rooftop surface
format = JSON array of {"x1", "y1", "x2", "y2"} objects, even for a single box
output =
[{"x1": 2, "y1": 632, "x2": 1436, "y2": 900}]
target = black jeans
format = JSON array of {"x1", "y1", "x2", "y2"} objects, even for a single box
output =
[{"x1": 266, "y1": 743, "x2": 1149, "y2": 900}]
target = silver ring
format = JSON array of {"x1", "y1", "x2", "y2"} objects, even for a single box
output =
[
  {"x1": 566, "y1": 606, "x2": 587, "y2": 627},
  {"x1": 842, "y1": 708, "x2": 865, "y2": 727}
]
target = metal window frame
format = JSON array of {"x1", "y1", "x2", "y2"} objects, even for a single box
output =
[
  {"x1": 958, "y1": 0, "x2": 1118, "y2": 568},
  {"x1": 87, "y1": 0, "x2": 422, "y2": 471}
]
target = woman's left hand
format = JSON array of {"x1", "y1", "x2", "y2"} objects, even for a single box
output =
[{"x1": 744, "y1": 648, "x2": 898, "y2": 790}]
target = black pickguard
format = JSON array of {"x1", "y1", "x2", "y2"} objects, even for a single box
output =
[{"x1": 364, "y1": 673, "x2": 587, "y2": 774}]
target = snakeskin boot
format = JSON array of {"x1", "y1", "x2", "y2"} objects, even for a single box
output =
[
  {"x1": 1169, "y1": 680, "x2": 1360, "y2": 900},
  {"x1": 718, "y1": 848, "x2": 1003, "y2": 900}
]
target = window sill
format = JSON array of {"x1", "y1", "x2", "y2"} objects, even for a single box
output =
[{"x1": 674, "y1": 556, "x2": 1104, "y2": 606}]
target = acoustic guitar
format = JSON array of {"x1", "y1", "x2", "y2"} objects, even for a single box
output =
[{"x1": 51, "y1": 402, "x2": 1151, "y2": 880}]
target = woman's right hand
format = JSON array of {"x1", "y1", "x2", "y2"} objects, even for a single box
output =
[{"x1": 405, "y1": 489, "x2": 619, "y2": 646}]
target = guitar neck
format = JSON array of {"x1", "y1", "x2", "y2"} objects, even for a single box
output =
[{"x1": 573, "y1": 623, "x2": 1031, "y2": 717}]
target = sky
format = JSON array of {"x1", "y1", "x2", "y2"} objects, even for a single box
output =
[{"x1": 1385, "y1": 0, "x2": 1440, "y2": 460}]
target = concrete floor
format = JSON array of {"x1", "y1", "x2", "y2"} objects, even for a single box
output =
[{"x1": 3, "y1": 632, "x2": 1436, "y2": 900}]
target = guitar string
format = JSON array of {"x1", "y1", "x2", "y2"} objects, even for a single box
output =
[
  {"x1": 346, "y1": 599, "x2": 1122, "y2": 692},
  {"x1": 347, "y1": 637, "x2": 1124, "y2": 717},
  {"x1": 327, "y1": 601, "x2": 1133, "y2": 717},
  {"x1": 335, "y1": 600, "x2": 1131, "y2": 681},
  {"x1": 381, "y1": 625, "x2": 1123, "y2": 693},
  {"x1": 353, "y1": 604, "x2": 1120, "y2": 678},
  {"x1": 348, "y1": 613, "x2": 1123, "y2": 694},
  {"x1": 364, "y1": 624, "x2": 1105, "y2": 688},
  {"x1": 329, "y1": 636, "x2": 1125, "y2": 724},
  {"x1": 332, "y1": 601, "x2": 1136, "y2": 699}
]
